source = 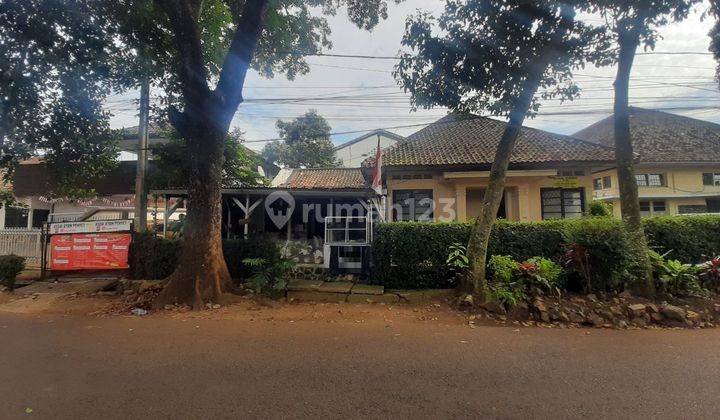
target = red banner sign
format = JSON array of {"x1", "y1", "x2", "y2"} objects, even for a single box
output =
[{"x1": 50, "y1": 233, "x2": 131, "y2": 270}]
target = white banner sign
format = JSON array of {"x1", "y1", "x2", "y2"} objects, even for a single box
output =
[{"x1": 49, "y1": 220, "x2": 132, "y2": 235}]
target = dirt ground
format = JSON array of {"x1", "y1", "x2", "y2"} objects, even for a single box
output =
[
  {"x1": 2, "y1": 291, "x2": 720, "y2": 419},
  {"x1": 0, "y1": 290, "x2": 469, "y2": 326}
]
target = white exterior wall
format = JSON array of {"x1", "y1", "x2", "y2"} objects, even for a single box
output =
[{"x1": 335, "y1": 133, "x2": 400, "y2": 167}]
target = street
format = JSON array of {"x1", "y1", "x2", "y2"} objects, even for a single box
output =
[{"x1": 2, "y1": 307, "x2": 720, "y2": 419}]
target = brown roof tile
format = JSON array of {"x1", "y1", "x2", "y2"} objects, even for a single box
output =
[
  {"x1": 365, "y1": 113, "x2": 616, "y2": 168},
  {"x1": 278, "y1": 168, "x2": 368, "y2": 190},
  {"x1": 573, "y1": 107, "x2": 720, "y2": 163}
]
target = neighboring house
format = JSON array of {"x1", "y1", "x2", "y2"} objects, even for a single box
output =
[
  {"x1": 364, "y1": 113, "x2": 618, "y2": 222},
  {"x1": 3, "y1": 159, "x2": 148, "y2": 228},
  {"x1": 573, "y1": 107, "x2": 720, "y2": 216},
  {"x1": 334, "y1": 129, "x2": 405, "y2": 167},
  {"x1": 1, "y1": 125, "x2": 276, "y2": 229}
]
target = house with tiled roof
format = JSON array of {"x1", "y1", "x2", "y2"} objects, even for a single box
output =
[
  {"x1": 574, "y1": 107, "x2": 720, "y2": 216},
  {"x1": 151, "y1": 109, "x2": 720, "y2": 274},
  {"x1": 364, "y1": 113, "x2": 618, "y2": 222}
]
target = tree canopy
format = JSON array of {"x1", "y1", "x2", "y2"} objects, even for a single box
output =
[
  {"x1": 395, "y1": 0, "x2": 612, "y2": 118},
  {"x1": 0, "y1": 0, "x2": 399, "y2": 198},
  {"x1": 262, "y1": 110, "x2": 338, "y2": 168},
  {"x1": 150, "y1": 128, "x2": 265, "y2": 190},
  {"x1": 0, "y1": 0, "x2": 122, "y2": 196}
]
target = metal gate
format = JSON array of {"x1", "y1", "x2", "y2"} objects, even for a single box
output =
[{"x1": 0, "y1": 228, "x2": 42, "y2": 267}]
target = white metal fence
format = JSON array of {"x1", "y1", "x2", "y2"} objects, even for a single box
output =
[{"x1": 0, "y1": 228, "x2": 42, "y2": 267}]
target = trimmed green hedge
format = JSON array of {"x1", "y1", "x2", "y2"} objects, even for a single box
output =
[
  {"x1": 643, "y1": 216, "x2": 720, "y2": 263},
  {"x1": 129, "y1": 233, "x2": 280, "y2": 280},
  {"x1": 372, "y1": 216, "x2": 720, "y2": 290}
]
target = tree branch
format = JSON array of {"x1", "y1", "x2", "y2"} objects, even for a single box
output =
[
  {"x1": 215, "y1": 0, "x2": 269, "y2": 123},
  {"x1": 154, "y1": 0, "x2": 210, "y2": 108}
]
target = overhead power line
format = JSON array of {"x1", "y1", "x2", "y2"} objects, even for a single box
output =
[
  {"x1": 276, "y1": 51, "x2": 713, "y2": 60},
  {"x1": 240, "y1": 105, "x2": 720, "y2": 144}
]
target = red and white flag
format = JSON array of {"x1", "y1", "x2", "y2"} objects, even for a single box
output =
[{"x1": 371, "y1": 134, "x2": 383, "y2": 195}]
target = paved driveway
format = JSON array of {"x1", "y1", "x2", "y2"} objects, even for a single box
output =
[{"x1": 1, "y1": 311, "x2": 719, "y2": 419}]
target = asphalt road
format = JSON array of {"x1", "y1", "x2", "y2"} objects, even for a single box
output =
[{"x1": 2, "y1": 312, "x2": 720, "y2": 419}]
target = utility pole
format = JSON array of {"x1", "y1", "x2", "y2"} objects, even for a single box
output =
[{"x1": 134, "y1": 79, "x2": 150, "y2": 232}]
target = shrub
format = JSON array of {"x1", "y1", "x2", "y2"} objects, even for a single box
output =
[
  {"x1": 562, "y1": 217, "x2": 639, "y2": 292},
  {"x1": 487, "y1": 255, "x2": 516, "y2": 283},
  {"x1": 242, "y1": 257, "x2": 295, "y2": 296},
  {"x1": 699, "y1": 256, "x2": 720, "y2": 292},
  {"x1": 643, "y1": 216, "x2": 720, "y2": 263},
  {"x1": 523, "y1": 257, "x2": 563, "y2": 296},
  {"x1": 129, "y1": 233, "x2": 181, "y2": 280},
  {"x1": 372, "y1": 222, "x2": 469, "y2": 289},
  {"x1": 372, "y1": 217, "x2": 635, "y2": 291},
  {"x1": 0, "y1": 254, "x2": 25, "y2": 291},
  {"x1": 656, "y1": 259, "x2": 706, "y2": 297},
  {"x1": 129, "y1": 233, "x2": 280, "y2": 281},
  {"x1": 586, "y1": 200, "x2": 613, "y2": 217},
  {"x1": 372, "y1": 220, "x2": 567, "y2": 289},
  {"x1": 488, "y1": 255, "x2": 563, "y2": 304},
  {"x1": 488, "y1": 283, "x2": 525, "y2": 309}
]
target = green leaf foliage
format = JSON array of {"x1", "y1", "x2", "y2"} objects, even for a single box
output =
[
  {"x1": 394, "y1": 0, "x2": 613, "y2": 116},
  {"x1": 242, "y1": 257, "x2": 295, "y2": 295},
  {"x1": 487, "y1": 255, "x2": 517, "y2": 284},
  {"x1": 0, "y1": 254, "x2": 25, "y2": 291},
  {"x1": 643, "y1": 216, "x2": 720, "y2": 263},
  {"x1": 129, "y1": 233, "x2": 280, "y2": 281},
  {"x1": 150, "y1": 127, "x2": 266, "y2": 189},
  {"x1": 1, "y1": 0, "x2": 398, "y2": 195},
  {"x1": 372, "y1": 216, "x2": 720, "y2": 290},
  {"x1": 0, "y1": 0, "x2": 121, "y2": 195},
  {"x1": 586, "y1": 200, "x2": 613, "y2": 217},
  {"x1": 262, "y1": 110, "x2": 338, "y2": 168}
]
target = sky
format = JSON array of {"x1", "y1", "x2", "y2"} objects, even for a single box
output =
[{"x1": 107, "y1": 1, "x2": 720, "y2": 153}]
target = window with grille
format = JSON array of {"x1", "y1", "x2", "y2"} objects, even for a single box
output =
[
  {"x1": 392, "y1": 189, "x2": 434, "y2": 222},
  {"x1": 639, "y1": 200, "x2": 666, "y2": 217},
  {"x1": 541, "y1": 188, "x2": 584, "y2": 220},
  {"x1": 636, "y1": 173, "x2": 665, "y2": 187},
  {"x1": 603, "y1": 176, "x2": 612, "y2": 189},
  {"x1": 702, "y1": 173, "x2": 720, "y2": 186},
  {"x1": 4, "y1": 207, "x2": 29, "y2": 228},
  {"x1": 707, "y1": 198, "x2": 720, "y2": 213}
]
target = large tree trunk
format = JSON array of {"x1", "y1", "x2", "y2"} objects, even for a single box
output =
[
  {"x1": 154, "y1": 123, "x2": 233, "y2": 310},
  {"x1": 152, "y1": 0, "x2": 269, "y2": 309},
  {"x1": 613, "y1": 24, "x2": 655, "y2": 296},
  {"x1": 463, "y1": 78, "x2": 541, "y2": 297}
]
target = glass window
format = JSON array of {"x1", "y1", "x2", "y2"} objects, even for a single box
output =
[
  {"x1": 392, "y1": 189, "x2": 434, "y2": 222},
  {"x1": 679, "y1": 205, "x2": 708, "y2": 214},
  {"x1": 648, "y1": 174, "x2": 664, "y2": 187},
  {"x1": 640, "y1": 200, "x2": 667, "y2": 217},
  {"x1": 703, "y1": 173, "x2": 720, "y2": 186},
  {"x1": 703, "y1": 173, "x2": 712, "y2": 186},
  {"x1": 593, "y1": 178, "x2": 603, "y2": 191},
  {"x1": 707, "y1": 198, "x2": 720, "y2": 213},
  {"x1": 541, "y1": 188, "x2": 585, "y2": 220},
  {"x1": 4, "y1": 207, "x2": 29, "y2": 228},
  {"x1": 636, "y1": 174, "x2": 665, "y2": 187},
  {"x1": 602, "y1": 176, "x2": 612, "y2": 189},
  {"x1": 652, "y1": 201, "x2": 666, "y2": 215},
  {"x1": 31, "y1": 209, "x2": 50, "y2": 228},
  {"x1": 639, "y1": 201, "x2": 651, "y2": 217}
]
